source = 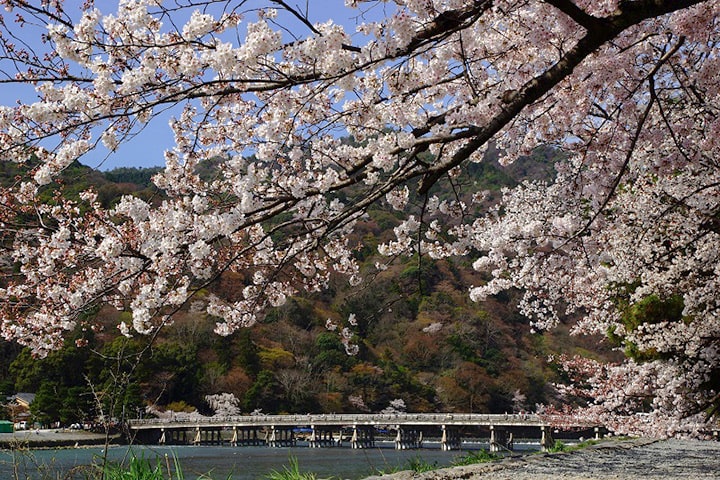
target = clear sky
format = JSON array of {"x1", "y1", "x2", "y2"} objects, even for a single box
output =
[{"x1": 0, "y1": 1, "x2": 385, "y2": 171}]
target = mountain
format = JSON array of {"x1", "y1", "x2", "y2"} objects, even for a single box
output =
[{"x1": 0, "y1": 151, "x2": 615, "y2": 426}]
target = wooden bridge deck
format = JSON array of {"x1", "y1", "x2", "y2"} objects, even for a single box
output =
[
  {"x1": 126, "y1": 413, "x2": 599, "y2": 450},
  {"x1": 128, "y1": 412, "x2": 560, "y2": 430}
]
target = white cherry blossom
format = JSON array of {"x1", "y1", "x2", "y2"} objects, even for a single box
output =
[{"x1": 0, "y1": 0, "x2": 717, "y2": 436}]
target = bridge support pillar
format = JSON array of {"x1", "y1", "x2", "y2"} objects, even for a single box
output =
[
  {"x1": 540, "y1": 426, "x2": 554, "y2": 452},
  {"x1": 351, "y1": 425, "x2": 375, "y2": 449},
  {"x1": 394, "y1": 426, "x2": 422, "y2": 449},
  {"x1": 309, "y1": 426, "x2": 337, "y2": 447},
  {"x1": 233, "y1": 426, "x2": 263, "y2": 446},
  {"x1": 441, "y1": 425, "x2": 461, "y2": 451},
  {"x1": 489, "y1": 426, "x2": 511, "y2": 452},
  {"x1": 268, "y1": 426, "x2": 296, "y2": 447},
  {"x1": 210, "y1": 428, "x2": 222, "y2": 445},
  {"x1": 189, "y1": 427, "x2": 224, "y2": 445}
]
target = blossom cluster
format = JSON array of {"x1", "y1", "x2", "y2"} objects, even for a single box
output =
[{"x1": 0, "y1": 0, "x2": 718, "y2": 436}]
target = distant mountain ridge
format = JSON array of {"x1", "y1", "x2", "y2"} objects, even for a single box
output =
[{"x1": 0, "y1": 147, "x2": 611, "y2": 427}]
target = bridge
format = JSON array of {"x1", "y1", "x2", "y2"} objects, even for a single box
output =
[{"x1": 127, "y1": 413, "x2": 601, "y2": 452}]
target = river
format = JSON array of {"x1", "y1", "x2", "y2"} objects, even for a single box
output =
[{"x1": 0, "y1": 440, "x2": 541, "y2": 479}]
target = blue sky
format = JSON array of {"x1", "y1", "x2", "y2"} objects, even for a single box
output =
[{"x1": 1, "y1": 1, "x2": 386, "y2": 171}]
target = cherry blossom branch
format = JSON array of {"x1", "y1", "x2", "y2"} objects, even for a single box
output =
[
  {"x1": 564, "y1": 35, "x2": 687, "y2": 245},
  {"x1": 418, "y1": 0, "x2": 703, "y2": 194}
]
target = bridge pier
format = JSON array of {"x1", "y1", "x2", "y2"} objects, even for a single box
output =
[
  {"x1": 350, "y1": 425, "x2": 375, "y2": 449},
  {"x1": 268, "y1": 426, "x2": 296, "y2": 447},
  {"x1": 394, "y1": 426, "x2": 422, "y2": 449},
  {"x1": 441, "y1": 425, "x2": 462, "y2": 451},
  {"x1": 191, "y1": 427, "x2": 224, "y2": 445},
  {"x1": 157, "y1": 427, "x2": 195, "y2": 445},
  {"x1": 309, "y1": 426, "x2": 337, "y2": 447},
  {"x1": 231, "y1": 426, "x2": 264, "y2": 446},
  {"x1": 134, "y1": 427, "x2": 165, "y2": 445},
  {"x1": 489, "y1": 425, "x2": 513, "y2": 452}
]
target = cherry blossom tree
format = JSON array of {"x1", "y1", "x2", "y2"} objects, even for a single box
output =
[
  {"x1": 380, "y1": 398, "x2": 407, "y2": 414},
  {"x1": 0, "y1": 0, "x2": 718, "y2": 436},
  {"x1": 205, "y1": 392, "x2": 242, "y2": 416}
]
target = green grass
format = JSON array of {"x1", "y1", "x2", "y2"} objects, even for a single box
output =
[
  {"x1": 3, "y1": 447, "x2": 228, "y2": 480},
  {"x1": 373, "y1": 455, "x2": 439, "y2": 476},
  {"x1": 404, "y1": 456, "x2": 439, "y2": 473},
  {"x1": 546, "y1": 438, "x2": 602, "y2": 453},
  {"x1": 102, "y1": 451, "x2": 231, "y2": 480},
  {"x1": 263, "y1": 456, "x2": 318, "y2": 480},
  {"x1": 451, "y1": 449, "x2": 500, "y2": 466},
  {"x1": 103, "y1": 454, "x2": 168, "y2": 480}
]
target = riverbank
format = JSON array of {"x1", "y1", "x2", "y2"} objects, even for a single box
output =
[
  {"x1": 363, "y1": 437, "x2": 720, "y2": 480},
  {"x1": 0, "y1": 429, "x2": 122, "y2": 449},
  {"x1": 1, "y1": 433, "x2": 718, "y2": 479}
]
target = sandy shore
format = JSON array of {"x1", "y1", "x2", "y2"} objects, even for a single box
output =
[
  {"x1": 363, "y1": 437, "x2": 720, "y2": 480},
  {"x1": 0, "y1": 429, "x2": 120, "y2": 448}
]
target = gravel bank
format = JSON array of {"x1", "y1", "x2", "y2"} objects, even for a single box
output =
[
  {"x1": 363, "y1": 438, "x2": 720, "y2": 480},
  {"x1": 0, "y1": 429, "x2": 119, "y2": 448}
]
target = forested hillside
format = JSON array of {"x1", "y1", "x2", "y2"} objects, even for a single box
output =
[{"x1": 0, "y1": 152, "x2": 614, "y2": 425}]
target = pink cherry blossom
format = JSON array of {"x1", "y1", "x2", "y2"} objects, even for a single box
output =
[{"x1": 0, "y1": 0, "x2": 718, "y2": 437}]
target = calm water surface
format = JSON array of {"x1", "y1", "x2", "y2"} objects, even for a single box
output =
[{"x1": 0, "y1": 441, "x2": 541, "y2": 479}]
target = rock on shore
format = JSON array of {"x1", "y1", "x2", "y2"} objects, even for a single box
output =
[{"x1": 363, "y1": 438, "x2": 720, "y2": 480}]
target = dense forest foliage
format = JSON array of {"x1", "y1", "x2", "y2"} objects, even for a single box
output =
[{"x1": 0, "y1": 151, "x2": 614, "y2": 425}]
